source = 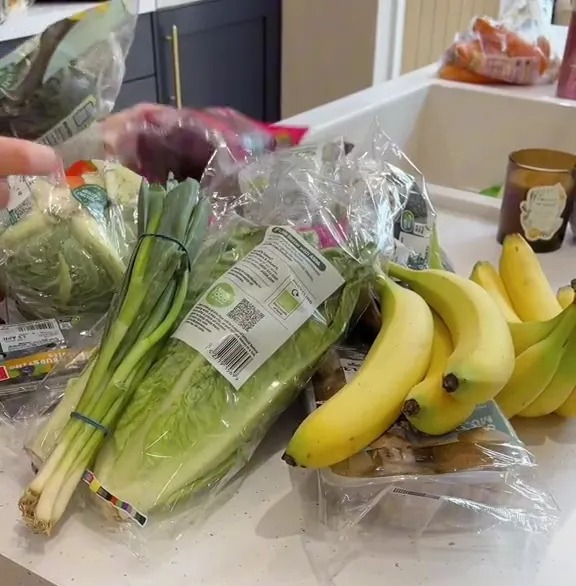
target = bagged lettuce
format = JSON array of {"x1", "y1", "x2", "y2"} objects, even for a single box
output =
[{"x1": 0, "y1": 160, "x2": 142, "y2": 319}]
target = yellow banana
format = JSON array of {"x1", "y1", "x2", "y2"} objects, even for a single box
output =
[
  {"x1": 556, "y1": 384, "x2": 576, "y2": 417},
  {"x1": 499, "y1": 233, "x2": 561, "y2": 321},
  {"x1": 469, "y1": 261, "x2": 521, "y2": 323},
  {"x1": 557, "y1": 282, "x2": 575, "y2": 309},
  {"x1": 508, "y1": 290, "x2": 576, "y2": 355},
  {"x1": 403, "y1": 312, "x2": 474, "y2": 435},
  {"x1": 388, "y1": 263, "x2": 515, "y2": 405},
  {"x1": 283, "y1": 276, "x2": 434, "y2": 469},
  {"x1": 517, "y1": 327, "x2": 576, "y2": 417},
  {"x1": 496, "y1": 307, "x2": 576, "y2": 418}
]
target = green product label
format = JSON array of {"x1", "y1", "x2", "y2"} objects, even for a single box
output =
[
  {"x1": 457, "y1": 401, "x2": 517, "y2": 439},
  {"x1": 71, "y1": 184, "x2": 109, "y2": 224},
  {"x1": 400, "y1": 210, "x2": 415, "y2": 234},
  {"x1": 206, "y1": 283, "x2": 236, "y2": 308},
  {"x1": 273, "y1": 288, "x2": 301, "y2": 316},
  {"x1": 0, "y1": 62, "x2": 22, "y2": 94}
]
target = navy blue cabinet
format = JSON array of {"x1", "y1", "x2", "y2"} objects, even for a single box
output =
[{"x1": 154, "y1": 0, "x2": 281, "y2": 122}]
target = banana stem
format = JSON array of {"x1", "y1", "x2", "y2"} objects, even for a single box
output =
[{"x1": 403, "y1": 398, "x2": 421, "y2": 417}]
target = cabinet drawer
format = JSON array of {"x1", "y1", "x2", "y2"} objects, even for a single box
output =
[
  {"x1": 0, "y1": 14, "x2": 155, "y2": 81},
  {"x1": 114, "y1": 76, "x2": 158, "y2": 111},
  {"x1": 0, "y1": 37, "x2": 26, "y2": 60}
]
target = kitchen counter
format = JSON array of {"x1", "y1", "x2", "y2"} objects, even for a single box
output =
[
  {"x1": 1, "y1": 20, "x2": 576, "y2": 586},
  {"x1": 1, "y1": 201, "x2": 575, "y2": 586}
]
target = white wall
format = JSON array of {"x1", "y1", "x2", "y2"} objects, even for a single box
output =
[{"x1": 282, "y1": 0, "x2": 379, "y2": 118}]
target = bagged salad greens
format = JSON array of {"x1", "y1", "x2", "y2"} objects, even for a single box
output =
[
  {"x1": 18, "y1": 130, "x2": 412, "y2": 537},
  {"x1": 0, "y1": 160, "x2": 142, "y2": 319},
  {"x1": 0, "y1": 0, "x2": 137, "y2": 143}
]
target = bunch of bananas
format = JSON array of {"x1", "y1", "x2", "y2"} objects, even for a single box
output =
[
  {"x1": 283, "y1": 232, "x2": 576, "y2": 471},
  {"x1": 469, "y1": 234, "x2": 576, "y2": 419},
  {"x1": 284, "y1": 263, "x2": 516, "y2": 469}
]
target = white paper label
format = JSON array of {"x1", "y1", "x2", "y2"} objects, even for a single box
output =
[
  {"x1": 0, "y1": 319, "x2": 64, "y2": 354},
  {"x1": 339, "y1": 356, "x2": 362, "y2": 383},
  {"x1": 173, "y1": 226, "x2": 345, "y2": 389},
  {"x1": 0, "y1": 176, "x2": 37, "y2": 228},
  {"x1": 520, "y1": 183, "x2": 567, "y2": 241},
  {"x1": 37, "y1": 95, "x2": 98, "y2": 148}
]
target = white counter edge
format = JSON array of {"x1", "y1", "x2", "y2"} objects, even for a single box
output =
[{"x1": 0, "y1": 0, "x2": 193, "y2": 43}]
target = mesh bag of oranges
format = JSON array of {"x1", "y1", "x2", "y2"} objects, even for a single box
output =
[{"x1": 439, "y1": 16, "x2": 560, "y2": 86}]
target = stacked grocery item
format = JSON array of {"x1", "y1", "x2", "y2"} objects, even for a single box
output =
[
  {"x1": 0, "y1": 6, "x2": 563, "y2": 568},
  {"x1": 286, "y1": 232, "x2": 576, "y2": 472},
  {"x1": 12, "y1": 132, "x2": 412, "y2": 537},
  {"x1": 439, "y1": 0, "x2": 560, "y2": 86}
]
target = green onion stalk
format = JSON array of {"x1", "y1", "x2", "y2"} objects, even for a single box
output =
[{"x1": 19, "y1": 178, "x2": 211, "y2": 534}]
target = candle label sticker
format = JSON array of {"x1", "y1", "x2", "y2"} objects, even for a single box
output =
[{"x1": 520, "y1": 183, "x2": 567, "y2": 241}]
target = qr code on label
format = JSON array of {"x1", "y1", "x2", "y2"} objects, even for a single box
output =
[{"x1": 227, "y1": 299, "x2": 264, "y2": 331}]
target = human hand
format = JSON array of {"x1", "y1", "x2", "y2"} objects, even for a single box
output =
[{"x1": 0, "y1": 137, "x2": 60, "y2": 208}]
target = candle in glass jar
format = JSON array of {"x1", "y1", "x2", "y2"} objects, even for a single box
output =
[{"x1": 497, "y1": 149, "x2": 576, "y2": 253}]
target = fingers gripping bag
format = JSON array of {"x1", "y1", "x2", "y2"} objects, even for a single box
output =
[
  {"x1": 2, "y1": 105, "x2": 305, "y2": 321},
  {"x1": 15, "y1": 134, "x2": 402, "y2": 546},
  {"x1": 439, "y1": 0, "x2": 560, "y2": 85}
]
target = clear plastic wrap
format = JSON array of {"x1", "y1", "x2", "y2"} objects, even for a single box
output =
[
  {"x1": 14, "y1": 127, "x2": 417, "y2": 545},
  {"x1": 439, "y1": 3, "x2": 560, "y2": 86},
  {"x1": 0, "y1": 160, "x2": 143, "y2": 319},
  {"x1": 0, "y1": 0, "x2": 137, "y2": 143},
  {"x1": 299, "y1": 343, "x2": 559, "y2": 585},
  {"x1": 58, "y1": 104, "x2": 309, "y2": 183},
  {"x1": 0, "y1": 314, "x2": 100, "y2": 422}
]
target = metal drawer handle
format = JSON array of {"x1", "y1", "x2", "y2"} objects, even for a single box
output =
[{"x1": 167, "y1": 24, "x2": 182, "y2": 108}]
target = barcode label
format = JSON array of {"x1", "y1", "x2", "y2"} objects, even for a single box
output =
[
  {"x1": 0, "y1": 318, "x2": 64, "y2": 354},
  {"x1": 38, "y1": 96, "x2": 97, "y2": 147},
  {"x1": 209, "y1": 335, "x2": 253, "y2": 378},
  {"x1": 16, "y1": 321, "x2": 57, "y2": 332},
  {"x1": 391, "y1": 487, "x2": 441, "y2": 501}
]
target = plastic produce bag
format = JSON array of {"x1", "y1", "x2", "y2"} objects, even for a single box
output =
[
  {"x1": 300, "y1": 344, "x2": 559, "y2": 585},
  {"x1": 58, "y1": 104, "x2": 309, "y2": 184},
  {"x1": 0, "y1": 0, "x2": 137, "y2": 143},
  {"x1": 17, "y1": 130, "x2": 416, "y2": 543},
  {"x1": 439, "y1": 7, "x2": 560, "y2": 85},
  {"x1": 0, "y1": 159, "x2": 142, "y2": 319},
  {"x1": 0, "y1": 315, "x2": 99, "y2": 421}
]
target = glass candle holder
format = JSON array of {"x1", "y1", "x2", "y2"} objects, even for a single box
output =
[{"x1": 497, "y1": 148, "x2": 576, "y2": 252}]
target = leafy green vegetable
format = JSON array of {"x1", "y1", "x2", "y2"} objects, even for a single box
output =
[
  {"x1": 0, "y1": 165, "x2": 141, "y2": 319},
  {"x1": 19, "y1": 178, "x2": 210, "y2": 534},
  {"x1": 91, "y1": 226, "x2": 369, "y2": 516}
]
